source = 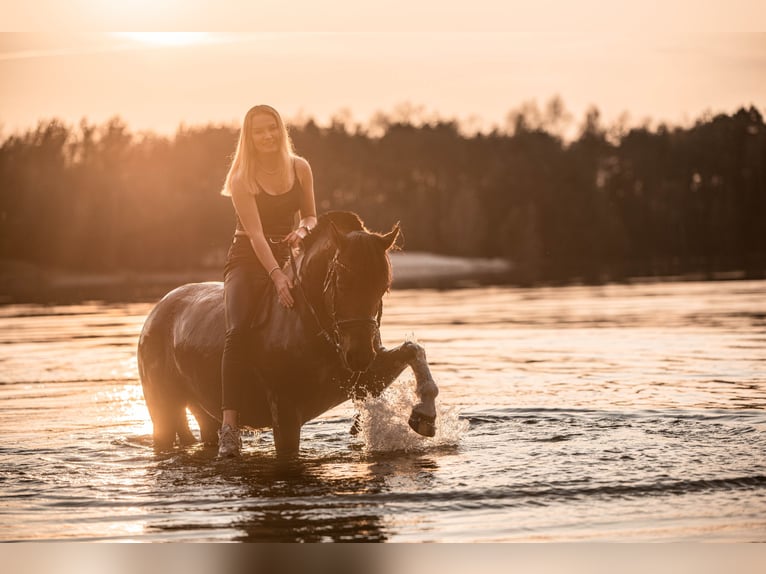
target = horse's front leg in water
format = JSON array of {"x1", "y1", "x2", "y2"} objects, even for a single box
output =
[
  {"x1": 354, "y1": 341, "x2": 439, "y2": 437},
  {"x1": 267, "y1": 391, "x2": 302, "y2": 457}
]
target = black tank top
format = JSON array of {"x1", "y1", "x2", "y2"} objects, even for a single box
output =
[{"x1": 235, "y1": 159, "x2": 303, "y2": 238}]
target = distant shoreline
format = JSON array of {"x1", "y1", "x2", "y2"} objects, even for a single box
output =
[{"x1": 0, "y1": 253, "x2": 762, "y2": 305}]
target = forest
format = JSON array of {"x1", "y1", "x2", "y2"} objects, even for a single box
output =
[{"x1": 1, "y1": 101, "x2": 764, "y2": 291}]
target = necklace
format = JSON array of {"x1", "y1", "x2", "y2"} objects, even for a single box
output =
[{"x1": 257, "y1": 160, "x2": 284, "y2": 176}]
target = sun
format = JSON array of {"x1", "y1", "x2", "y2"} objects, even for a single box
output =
[{"x1": 114, "y1": 33, "x2": 212, "y2": 47}]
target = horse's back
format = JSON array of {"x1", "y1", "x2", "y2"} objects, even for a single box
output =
[
  {"x1": 138, "y1": 282, "x2": 225, "y2": 378},
  {"x1": 170, "y1": 282, "x2": 226, "y2": 352},
  {"x1": 142, "y1": 280, "x2": 222, "y2": 330}
]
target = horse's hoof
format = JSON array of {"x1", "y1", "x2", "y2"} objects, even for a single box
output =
[
  {"x1": 408, "y1": 411, "x2": 436, "y2": 437},
  {"x1": 349, "y1": 415, "x2": 361, "y2": 436}
]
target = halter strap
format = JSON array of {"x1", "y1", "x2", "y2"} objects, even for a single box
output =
[{"x1": 289, "y1": 252, "x2": 342, "y2": 355}]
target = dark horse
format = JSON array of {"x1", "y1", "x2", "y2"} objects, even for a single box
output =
[{"x1": 138, "y1": 212, "x2": 439, "y2": 456}]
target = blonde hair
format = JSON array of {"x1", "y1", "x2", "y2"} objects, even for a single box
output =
[{"x1": 221, "y1": 104, "x2": 295, "y2": 196}]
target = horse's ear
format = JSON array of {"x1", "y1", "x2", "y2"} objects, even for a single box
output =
[
  {"x1": 378, "y1": 222, "x2": 400, "y2": 251},
  {"x1": 329, "y1": 221, "x2": 348, "y2": 249}
]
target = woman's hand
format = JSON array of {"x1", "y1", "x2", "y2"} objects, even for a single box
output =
[
  {"x1": 285, "y1": 226, "x2": 309, "y2": 250},
  {"x1": 271, "y1": 269, "x2": 295, "y2": 308}
]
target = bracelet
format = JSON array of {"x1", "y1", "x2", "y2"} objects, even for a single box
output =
[{"x1": 268, "y1": 266, "x2": 280, "y2": 278}]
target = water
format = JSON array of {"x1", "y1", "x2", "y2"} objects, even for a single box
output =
[{"x1": 1, "y1": 280, "x2": 765, "y2": 542}]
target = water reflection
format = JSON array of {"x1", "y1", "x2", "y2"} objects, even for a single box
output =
[
  {"x1": 144, "y1": 448, "x2": 440, "y2": 542},
  {"x1": 2, "y1": 280, "x2": 766, "y2": 541}
]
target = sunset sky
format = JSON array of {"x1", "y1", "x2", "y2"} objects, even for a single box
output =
[{"x1": 1, "y1": 1, "x2": 765, "y2": 136}]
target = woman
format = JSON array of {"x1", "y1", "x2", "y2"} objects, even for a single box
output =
[{"x1": 218, "y1": 105, "x2": 317, "y2": 458}]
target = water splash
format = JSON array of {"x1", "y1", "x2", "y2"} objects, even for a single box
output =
[{"x1": 354, "y1": 377, "x2": 468, "y2": 452}]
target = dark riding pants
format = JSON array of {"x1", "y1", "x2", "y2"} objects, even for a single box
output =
[{"x1": 221, "y1": 235, "x2": 287, "y2": 411}]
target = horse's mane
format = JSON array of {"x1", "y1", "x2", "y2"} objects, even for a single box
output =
[
  {"x1": 303, "y1": 211, "x2": 364, "y2": 249},
  {"x1": 300, "y1": 211, "x2": 393, "y2": 292}
]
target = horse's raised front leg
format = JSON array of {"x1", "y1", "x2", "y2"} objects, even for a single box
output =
[{"x1": 354, "y1": 340, "x2": 439, "y2": 437}]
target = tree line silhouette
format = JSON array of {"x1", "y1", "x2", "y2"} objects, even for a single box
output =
[{"x1": 1, "y1": 101, "x2": 764, "y2": 288}]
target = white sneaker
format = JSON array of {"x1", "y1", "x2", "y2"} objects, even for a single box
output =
[{"x1": 217, "y1": 424, "x2": 241, "y2": 458}]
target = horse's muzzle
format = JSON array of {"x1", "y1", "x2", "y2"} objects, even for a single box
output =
[{"x1": 344, "y1": 347, "x2": 377, "y2": 373}]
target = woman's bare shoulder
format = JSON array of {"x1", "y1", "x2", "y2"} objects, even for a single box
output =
[
  {"x1": 293, "y1": 155, "x2": 312, "y2": 175},
  {"x1": 230, "y1": 172, "x2": 256, "y2": 196}
]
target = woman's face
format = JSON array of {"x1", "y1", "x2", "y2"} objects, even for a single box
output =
[{"x1": 250, "y1": 112, "x2": 281, "y2": 154}]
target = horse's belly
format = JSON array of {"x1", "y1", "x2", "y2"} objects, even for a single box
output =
[{"x1": 238, "y1": 348, "x2": 352, "y2": 426}]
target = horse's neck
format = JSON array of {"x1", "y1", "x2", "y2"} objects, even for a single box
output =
[{"x1": 298, "y1": 242, "x2": 336, "y2": 307}]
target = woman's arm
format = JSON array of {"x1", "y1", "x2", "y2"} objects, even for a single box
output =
[
  {"x1": 231, "y1": 174, "x2": 295, "y2": 308},
  {"x1": 285, "y1": 156, "x2": 318, "y2": 248}
]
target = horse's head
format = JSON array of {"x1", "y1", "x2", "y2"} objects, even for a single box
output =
[
  {"x1": 322, "y1": 219, "x2": 399, "y2": 372},
  {"x1": 298, "y1": 212, "x2": 400, "y2": 372}
]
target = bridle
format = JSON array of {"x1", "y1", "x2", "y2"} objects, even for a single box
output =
[
  {"x1": 290, "y1": 250, "x2": 383, "y2": 371},
  {"x1": 323, "y1": 252, "x2": 382, "y2": 337}
]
